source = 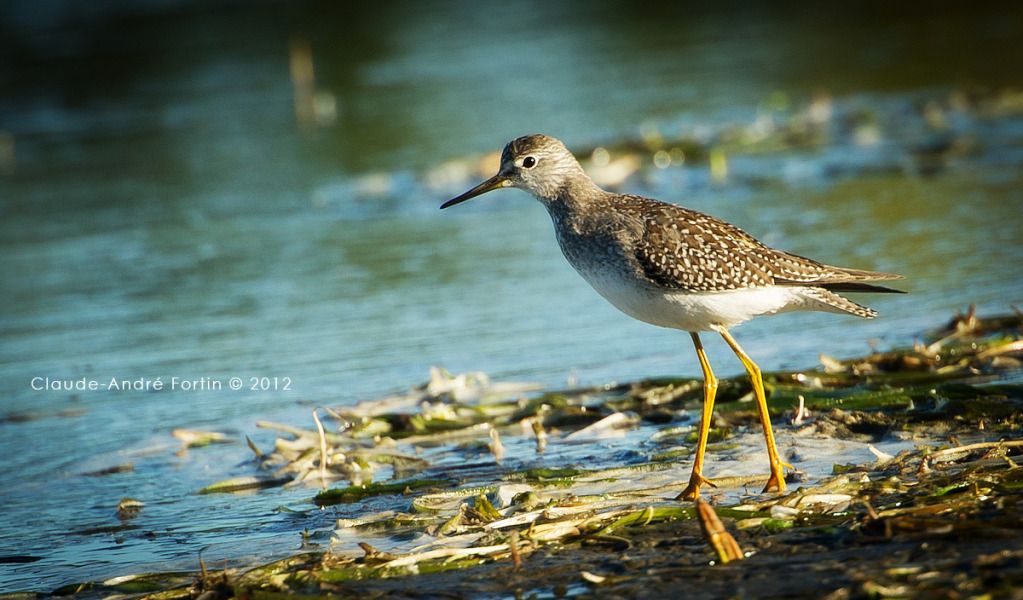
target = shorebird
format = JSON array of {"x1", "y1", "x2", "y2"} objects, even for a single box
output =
[{"x1": 441, "y1": 134, "x2": 903, "y2": 499}]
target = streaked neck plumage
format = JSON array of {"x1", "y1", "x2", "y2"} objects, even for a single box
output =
[{"x1": 530, "y1": 167, "x2": 609, "y2": 222}]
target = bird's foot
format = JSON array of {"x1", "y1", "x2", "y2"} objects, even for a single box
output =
[
  {"x1": 761, "y1": 468, "x2": 788, "y2": 494},
  {"x1": 676, "y1": 473, "x2": 717, "y2": 501},
  {"x1": 759, "y1": 454, "x2": 794, "y2": 493}
]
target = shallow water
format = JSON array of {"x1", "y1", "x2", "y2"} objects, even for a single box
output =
[{"x1": 1, "y1": 1, "x2": 1022, "y2": 591}]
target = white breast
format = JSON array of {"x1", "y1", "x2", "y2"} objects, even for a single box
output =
[
  {"x1": 549, "y1": 210, "x2": 820, "y2": 332},
  {"x1": 574, "y1": 263, "x2": 812, "y2": 332}
]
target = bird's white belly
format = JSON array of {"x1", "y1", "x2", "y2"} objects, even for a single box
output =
[{"x1": 576, "y1": 266, "x2": 809, "y2": 332}]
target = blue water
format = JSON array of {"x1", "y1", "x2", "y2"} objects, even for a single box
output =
[{"x1": 1, "y1": 1, "x2": 1022, "y2": 591}]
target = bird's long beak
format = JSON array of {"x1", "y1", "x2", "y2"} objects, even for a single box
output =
[{"x1": 440, "y1": 173, "x2": 511, "y2": 209}]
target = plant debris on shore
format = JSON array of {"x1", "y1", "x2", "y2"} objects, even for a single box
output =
[{"x1": 35, "y1": 306, "x2": 1023, "y2": 599}]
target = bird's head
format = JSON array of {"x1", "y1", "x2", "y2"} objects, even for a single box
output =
[{"x1": 441, "y1": 134, "x2": 586, "y2": 209}]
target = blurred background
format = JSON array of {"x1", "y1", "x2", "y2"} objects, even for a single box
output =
[{"x1": 1, "y1": 0, "x2": 1022, "y2": 591}]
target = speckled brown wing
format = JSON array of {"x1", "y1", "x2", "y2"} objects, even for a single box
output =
[
  {"x1": 629, "y1": 197, "x2": 902, "y2": 293},
  {"x1": 632, "y1": 200, "x2": 803, "y2": 291}
]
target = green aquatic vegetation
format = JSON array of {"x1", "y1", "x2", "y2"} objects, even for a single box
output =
[
  {"x1": 50, "y1": 572, "x2": 194, "y2": 597},
  {"x1": 405, "y1": 413, "x2": 476, "y2": 435},
  {"x1": 929, "y1": 479, "x2": 974, "y2": 497},
  {"x1": 470, "y1": 494, "x2": 503, "y2": 522},
  {"x1": 198, "y1": 476, "x2": 293, "y2": 494},
  {"x1": 594, "y1": 506, "x2": 696, "y2": 535},
  {"x1": 345, "y1": 417, "x2": 393, "y2": 439},
  {"x1": 498, "y1": 462, "x2": 677, "y2": 494},
  {"x1": 832, "y1": 462, "x2": 864, "y2": 475},
  {"x1": 684, "y1": 426, "x2": 731, "y2": 444},
  {"x1": 996, "y1": 469, "x2": 1023, "y2": 492},
  {"x1": 335, "y1": 511, "x2": 434, "y2": 533},
  {"x1": 511, "y1": 467, "x2": 587, "y2": 481},
  {"x1": 434, "y1": 510, "x2": 463, "y2": 536},
  {"x1": 315, "y1": 554, "x2": 490, "y2": 582},
  {"x1": 313, "y1": 478, "x2": 453, "y2": 506},
  {"x1": 746, "y1": 386, "x2": 913, "y2": 414},
  {"x1": 651, "y1": 447, "x2": 692, "y2": 462},
  {"x1": 410, "y1": 485, "x2": 500, "y2": 513}
]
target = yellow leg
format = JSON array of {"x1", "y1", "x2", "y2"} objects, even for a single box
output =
[
  {"x1": 676, "y1": 332, "x2": 718, "y2": 501},
  {"x1": 718, "y1": 329, "x2": 791, "y2": 493}
]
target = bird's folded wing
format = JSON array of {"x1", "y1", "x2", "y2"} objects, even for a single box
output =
[
  {"x1": 633, "y1": 205, "x2": 902, "y2": 293},
  {"x1": 633, "y1": 206, "x2": 816, "y2": 291}
]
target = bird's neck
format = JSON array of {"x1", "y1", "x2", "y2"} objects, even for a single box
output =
[{"x1": 539, "y1": 174, "x2": 607, "y2": 216}]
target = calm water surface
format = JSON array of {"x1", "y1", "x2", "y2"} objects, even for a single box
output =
[{"x1": 1, "y1": 1, "x2": 1022, "y2": 591}]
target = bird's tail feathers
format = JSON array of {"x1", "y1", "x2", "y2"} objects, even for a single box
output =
[
  {"x1": 801, "y1": 288, "x2": 879, "y2": 319},
  {"x1": 819, "y1": 281, "x2": 906, "y2": 294}
]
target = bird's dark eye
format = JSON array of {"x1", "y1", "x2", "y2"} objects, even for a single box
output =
[{"x1": 522, "y1": 156, "x2": 537, "y2": 169}]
